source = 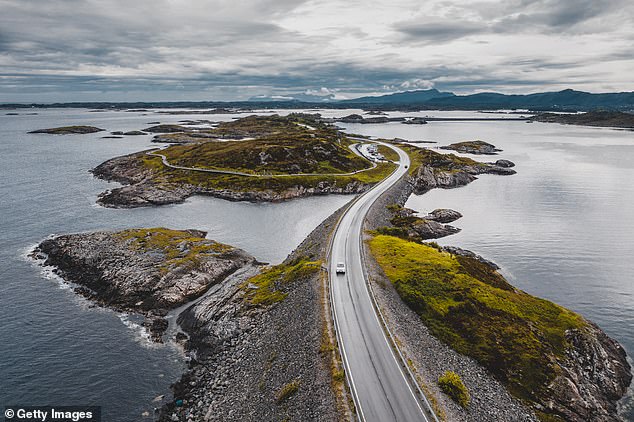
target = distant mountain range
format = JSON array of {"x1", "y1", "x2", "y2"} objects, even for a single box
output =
[
  {"x1": 339, "y1": 88, "x2": 455, "y2": 104},
  {"x1": 4, "y1": 89, "x2": 634, "y2": 111},
  {"x1": 247, "y1": 88, "x2": 634, "y2": 111}
]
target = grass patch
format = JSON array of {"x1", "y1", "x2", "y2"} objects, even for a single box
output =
[
  {"x1": 400, "y1": 145, "x2": 487, "y2": 176},
  {"x1": 115, "y1": 227, "x2": 232, "y2": 273},
  {"x1": 368, "y1": 234, "x2": 587, "y2": 405},
  {"x1": 242, "y1": 257, "x2": 321, "y2": 306},
  {"x1": 377, "y1": 144, "x2": 400, "y2": 161},
  {"x1": 438, "y1": 371, "x2": 470, "y2": 408},
  {"x1": 276, "y1": 380, "x2": 300, "y2": 403}
]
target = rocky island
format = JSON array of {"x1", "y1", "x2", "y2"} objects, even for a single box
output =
[
  {"x1": 440, "y1": 140, "x2": 501, "y2": 155},
  {"x1": 378, "y1": 204, "x2": 461, "y2": 240},
  {"x1": 31, "y1": 228, "x2": 257, "y2": 342},
  {"x1": 29, "y1": 125, "x2": 105, "y2": 134},
  {"x1": 406, "y1": 147, "x2": 516, "y2": 194},
  {"x1": 531, "y1": 111, "x2": 634, "y2": 129},
  {"x1": 92, "y1": 114, "x2": 396, "y2": 207}
]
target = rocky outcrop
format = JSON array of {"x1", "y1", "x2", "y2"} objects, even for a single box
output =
[
  {"x1": 29, "y1": 125, "x2": 104, "y2": 134},
  {"x1": 143, "y1": 124, "x2": 192, "y2": 133},
  {"x1": 494, "y1": 159, "x2": 515, "y2": 168},
  {"x1": 151, "y1": 132, "x2": 217, "y2": 144},
  {"x1": 334, "y1": 114, "x2": 406, "y2": 124},
  {"x1": 30, "y1": 228, "x2": 256, "y2": 342},
  {"x1": 425, "y1": 208, "x2": 463, "y2": 223},
  {"x1": 547, "y1": 323, "x2": 632, "y2": 421},
  {"x1": 409, "y1": 149, "x2": 516, "y2": 194},
  {"x1": 442, "y1": 246, "x2": 500, "y2": 270},
  {"x1": 383, "y1": 205, "x2": 461, "y2": 240},
  {"x1": 440, "y1": 140, "x2": 501, "y2": 155},
  {"x1": 410, "y1": 219, "x2": 460, "y2": 239}
]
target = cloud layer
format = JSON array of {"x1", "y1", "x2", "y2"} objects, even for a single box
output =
[{"x1": 0, "y1": 0, "x2": 632, "y2": 101}]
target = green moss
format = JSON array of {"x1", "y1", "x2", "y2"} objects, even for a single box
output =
[
  {"x1": 377, "y1": 145, "x2": 400, "y2": 161},
  {"x1": 368, "y1": 234, "x2": 587, "y2": 405},
  {"x1": 242, "y1": 258, "x2": 321, "y2": 306},
  {"x1": 115, "y1": 228, "x2": 232, "y2": 273},
  {"x1": 401, "y1": 145, "x2": 487, "y2": 175},
  {"x1": 438, "y1": 371, "x2": 470, "y2": 408},
  {"x1": 276, "y1": 380, "x2": 300, "y2": 403}
]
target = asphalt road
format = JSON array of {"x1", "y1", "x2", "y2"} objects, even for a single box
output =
[{"x1": 329, "y1": 142, "x2": 435, "y2": 422}]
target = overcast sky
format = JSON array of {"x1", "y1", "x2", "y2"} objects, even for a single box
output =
[{"x1": 1, "y1": 0, "x2": 633, "y2": 102}]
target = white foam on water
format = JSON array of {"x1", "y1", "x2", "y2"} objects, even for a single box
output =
[{"x1": 118, "y1": 313, "x2": 161, "y2": 349}]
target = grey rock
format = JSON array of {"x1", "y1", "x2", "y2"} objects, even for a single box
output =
[{"x1": 425, "y1": 208, "x2": 463, "y2": 223}]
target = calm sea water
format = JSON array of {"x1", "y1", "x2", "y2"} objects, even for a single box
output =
[
  {"x1": 1, "y1": 108, "x2": 632, "y2": 420},
  {"x1": 342, "y1": 117, "x2": 634, "y2": 419},
  {"x1": 0, "y1": 109, "x2": 351, "y2": 421}
]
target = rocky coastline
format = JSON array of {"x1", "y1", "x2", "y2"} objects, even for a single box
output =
[
  {"x1": 408, "y1": 147, "x2": 516, "y2": 194},
  {"x1": 30, "y1": 228, "x2": 257, "y2": 342},
  {"x1": 363, "y1": 151, "x2": 632, "y2": 421}
]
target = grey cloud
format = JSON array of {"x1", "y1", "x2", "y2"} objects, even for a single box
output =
[
  {"x1": 0, "y1": 0, "x2": 632, "y2": 101},
  {"x1": 395, "y1": 21, "x2": 486, "y2": 43}
]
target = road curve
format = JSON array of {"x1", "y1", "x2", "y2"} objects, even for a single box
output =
[
  {"x1": 146, "y1": 149, "x2": 377, "y2": 178},
  {"x1": 329, "y1": 142, "x2": 436, "y2": 422}
]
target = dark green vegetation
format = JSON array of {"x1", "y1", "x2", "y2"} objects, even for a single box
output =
[
  {"x1": 368, "y1": 234, "x2": 587, "y2": 411},
  {"x1": 28, "y1": 125, "x2": 104, "y2": 134},
  {"x1": 437, "y1": 371, "x2": 470, "y2": 408},
  {"x1": 241, "y1": 257, "x2": 321, "y2": 307},
  {"x1": 532, "y1": 111, "x2": 634, "y2": 128}
]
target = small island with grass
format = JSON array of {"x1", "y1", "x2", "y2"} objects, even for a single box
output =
[
  {"x1": 31, "y1": 228, "x2": 257, "y2": 342},
  {"x1": 92, "y1": 114, "x2": 397, "y2": 207},
  {"x1": 29, "y1": 125, "x2": 105, "y2": 134},
  {"x1": 440, "y1": 140, "x2": 501, "y2": 155}
]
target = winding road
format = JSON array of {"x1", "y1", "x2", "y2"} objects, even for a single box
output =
[
  {"x1": 329, "y1": 142, "x2": 438, "y2": 422},
  {"x1": 146, "y1": 146, "x2": 377, "y2": 178}
]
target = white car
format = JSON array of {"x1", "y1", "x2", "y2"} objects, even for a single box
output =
[{"x1": 336, "y1": 262, "x2": 346, "y2": 274}]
